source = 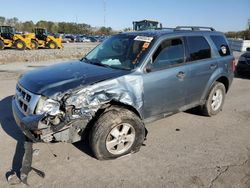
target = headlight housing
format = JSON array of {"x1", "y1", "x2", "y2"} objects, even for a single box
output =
[{"x1": 35, "y1": 97, "x2": 61, "y2": 116}]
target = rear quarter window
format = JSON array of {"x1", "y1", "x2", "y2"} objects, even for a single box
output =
[
  {"x1": 210, "y1": 35, "x2": 230, "y2": 56},
  {"x1": 186, "y1": 36, "x2": 211, "y2": 61}
]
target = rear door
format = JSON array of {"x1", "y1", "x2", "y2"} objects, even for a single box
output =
[{"x1": 185, "y1": 35, "x2": 217, "y2": 105}]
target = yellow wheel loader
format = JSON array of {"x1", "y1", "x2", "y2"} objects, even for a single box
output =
[
  {"x1": 0, "y1": 26, "x2": 32, "y2": 50},
  {"x1": 29, "y1": 28, "x2": 63, "y2": 49}
]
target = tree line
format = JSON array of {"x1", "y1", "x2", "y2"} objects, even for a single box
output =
[
  {"x1": 0, "y1": 16, "x2": 114, "y2": 35},
  {"x1": 225, "y1": 29, "x2": 250, "y2": 40}
]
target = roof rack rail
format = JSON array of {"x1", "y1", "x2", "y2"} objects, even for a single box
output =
[{"x1": 175, "y1": 26, "x2": 216, "y2": 31}]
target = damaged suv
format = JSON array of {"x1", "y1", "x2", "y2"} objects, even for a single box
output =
[{"x1": 12, "y1": 26, "x2": 235, "y2": 160}]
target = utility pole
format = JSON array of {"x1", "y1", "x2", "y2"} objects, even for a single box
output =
[{"x1": 103, "y1": 0, "x2": 106, "y2": 27}]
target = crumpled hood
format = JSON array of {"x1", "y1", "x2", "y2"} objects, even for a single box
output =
[{"x1": 19, "y1": 60, "x2": 129, "y2": 97}]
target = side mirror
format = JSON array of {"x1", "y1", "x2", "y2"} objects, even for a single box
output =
[
  {"x1": 246, "y1": 47, "x2": 250, "y2": 52},
  {"x1": 144, "y1": 58, "x2": 153, "y2": 73}
]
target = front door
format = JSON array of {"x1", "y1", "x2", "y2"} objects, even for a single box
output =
[{"x1": 142, "y1": 37, "x2": 189, "y2": 119}]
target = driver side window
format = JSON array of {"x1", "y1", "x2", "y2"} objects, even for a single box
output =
[{"x1": 151, "y1": 38, "x2": 185, "y2": 70}]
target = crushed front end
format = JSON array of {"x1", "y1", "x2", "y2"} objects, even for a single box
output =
[
  {"x1": 12, "y1": 74, "x2": 144, "y2": 143},
  {"x1": 12, "y1": 83, "x2": 89, "y2": 143}
]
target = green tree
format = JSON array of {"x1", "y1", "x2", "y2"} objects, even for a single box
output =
[
  {"x1": 5, "y1": 17, "x2": 19, "y2": 27},
  {"x1": 0, "y1": 16, "x2": 5, "y2": 25},
  {"x1": 95, "y1": 27, "x2": 113, "y2": 35},
  {"x1": 21, "y1": 21, "x2": 35, "y2": 32}
]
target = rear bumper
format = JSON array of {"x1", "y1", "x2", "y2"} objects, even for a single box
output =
[{"x1": 237, "y1": 63, "x2": 250, "y2": 73}]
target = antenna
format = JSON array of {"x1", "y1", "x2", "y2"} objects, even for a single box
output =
[{"x1": 103, "y1": 0, "x2": 106, "y2": 27}]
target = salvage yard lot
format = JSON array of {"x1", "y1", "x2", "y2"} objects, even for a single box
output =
[{"x1": 0, "y1": 48, "x2": 249, "y2": 187}]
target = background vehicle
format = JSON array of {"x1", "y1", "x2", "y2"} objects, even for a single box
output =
[
  {"x1": 29, "y1": 28, "x2": 63, "y2": 49},
  {"x1": 63, "y1": 34, "x2": 76, "y2": 43},
  {"x1": 133, "y1": 19, "x2": 163, "y2": 31},
  {"x1": 12, "y1": 26, "x2": 234, "y2": 160},
  {"x1": 76, "y1": 35, "x2": 91, "y2": 42},
  {"x1": 0, "y1": 26, "x2": 32, "y2": 50},
  {"x1": 236, "y1": 47, "x2": 250, "y2": 76},
  {"x1": 61, "y1": 35, "x2": 71, "y2": 43}
]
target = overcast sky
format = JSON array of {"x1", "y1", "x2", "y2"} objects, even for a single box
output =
[{"x1": 0, "y1": 0, "x2": 249, "y2": 31}]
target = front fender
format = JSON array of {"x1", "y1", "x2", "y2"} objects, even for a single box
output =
[{"x1": 64, "y1": 74, "x2": 144, "y2": 120}]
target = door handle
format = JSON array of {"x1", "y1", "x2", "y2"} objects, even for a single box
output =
[
  {"x1": 176, "y1": 71, "x2": 185, "y2": 79},
  {"x1": 209, "y1": 64, "x2": 217, "y2": 70}
]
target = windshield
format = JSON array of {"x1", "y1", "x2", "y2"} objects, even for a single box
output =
[
  {"x1": 135, "y1": 22, "x2": 159, "y2": 31},
  {"x1": 2, "y1": 26, "x2": 15, "y2": 34},
  {"x1": 84, "y1": 34, "x2": 154, "y2": 70}
]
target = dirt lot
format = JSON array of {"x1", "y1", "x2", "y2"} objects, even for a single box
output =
[
  {"x1": 0, "y1": 48, "x2": 250, "y2": 188},
  {"x1": 0, "y1": 43, "x2": 98, "y2": 64}
]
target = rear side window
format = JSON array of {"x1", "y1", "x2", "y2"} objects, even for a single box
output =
[
  {"x1": 186, "y1": 36, "x2": 211, "y2": 61},
  {"x1": 210, "y1": 35, "x2": 230, "y2": 56}
]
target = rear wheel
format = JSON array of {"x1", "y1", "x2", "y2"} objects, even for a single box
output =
[
  {"x1": 47, "y1": 41, "x2": 58, "y2": 49},
  {"x1": 89, "y1": 107, "x2": 145, "y2": 160},
  {"x1": 200, "y1": 82, "x2": 226, "y2": 116},
  {"x1": 14, "y1": 40, "x2": 26, "y2": 50},
  {"x1": 31, "y1": 40, "x2": 38, "y2": 49},
  {"x1": 0, "y1": 40, "x2": 4, "y2": 50}
]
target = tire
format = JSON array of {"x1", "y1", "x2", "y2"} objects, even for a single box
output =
[
  {"x1": 31, "y1": 40, "x2": 38, "y2": 49},
  {"x1": 0, "y1": 40, "x2": 4, "y2": 50},
  {"x1": 200, "y1": 82, "x2": 226, "y2": 116},
  {"x1": 89, "y1": 107, "x2": 145, "y2": 160},
  {"x1": 47, "y1": 41, "x2": 58, "y2": 49},
  {"x1": 14, "y1": 40, "x2": 26, "y2": 50}
]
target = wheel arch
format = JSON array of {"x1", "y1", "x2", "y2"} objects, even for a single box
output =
[
  {"x1": 201, "y1": 70, "x2": 230, "y2": 103},
  {"x1": 81, "y1": 100, "x2": 143, "y2": 138},
  {"x1": 106, "y1": 100, "x2": 142, "y2": 119},
  {"x1": 216, "y1": 76, "x2": 229, "y2": 93}
]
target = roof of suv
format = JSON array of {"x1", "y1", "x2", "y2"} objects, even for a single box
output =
[{"x1": 123, "y1": 27, "x2": 223, "y2": 39}]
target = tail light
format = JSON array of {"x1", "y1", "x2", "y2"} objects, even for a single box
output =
[{"x1": 232, "y1": 58, "x2": 236, "y2": 72}]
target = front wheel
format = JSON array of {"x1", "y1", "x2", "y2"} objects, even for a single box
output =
[
  {"x1": 89, "y1": 107, "x2": 145, "y2": 160},
  {"x1": 47, "y1": 41, "x2": 58, "y2": 49},
  {"x1": 201, "y1": 82, "x2": 226, "y2": 116},
  {"x1": 14, "y1": 40, "x2": 26, "y2": 50}
]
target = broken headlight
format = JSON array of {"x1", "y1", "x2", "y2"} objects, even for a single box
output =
[{"x1": 35, "y1": 97, "x2": 61, "y2": 116}]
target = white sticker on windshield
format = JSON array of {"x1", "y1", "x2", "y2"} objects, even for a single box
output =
[{"x1": 134, "y1": 36, "x2": 153, "y2": 43}]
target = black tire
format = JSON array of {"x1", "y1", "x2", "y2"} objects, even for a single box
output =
[
  {"x1": 47, "y1": 41, "x2": 58, "y2": 49},
  {"x1": 89, "y1": 107, "x2": 145, "y2": 160},
  {"x1": 14, "y1": 40, "x2": 26, "y2": 50},
  {"x1": 31, "y1": 40, "x2": 38, "y2": 49},
  {"x1": 0, "y1": 40, "x2": 4, "y2": 50},
  {"x1": 200, "y1": 82, "x2": 226, "y2": 116}
]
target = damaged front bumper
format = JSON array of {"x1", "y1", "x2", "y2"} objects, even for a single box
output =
[{"x1": 12, "y1": 96, "x2": 88, "y2": 143}]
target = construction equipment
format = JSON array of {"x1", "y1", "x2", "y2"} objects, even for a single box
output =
[
  {"x1": 0, "y1": 26, "x2": 32, "y2": 50},
  {"x1": 29, "y1": 28, "x2": 63, "y2": 49},
  {"x1": 133, "y1": 20, "x2": 163, "y2": 31}
]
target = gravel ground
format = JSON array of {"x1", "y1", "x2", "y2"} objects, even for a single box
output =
[
  {"x1": 0, "y1": 47, "x2": 249, "y2": 188},
  {"x1": 0, "y1": 70, "x2": 249, "y2": 188},
  {"x1": 0, "y1": 43, "x2": 98, "y2": 64}
]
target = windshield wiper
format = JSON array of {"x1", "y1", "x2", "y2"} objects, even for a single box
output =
[
  {"x1": 82, "y1": 58, "x2": 111, "y2": 68},
  {"x1": 81, "y1": 57, "x2": 90, "y2": 62},
  {"x1": 82, "y1": 57, "x2": 131, "y2": 71}
]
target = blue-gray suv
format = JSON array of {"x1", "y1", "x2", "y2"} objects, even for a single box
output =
[{"x1": 12, "y1": 26, "x2": 235, "y2": 160}]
